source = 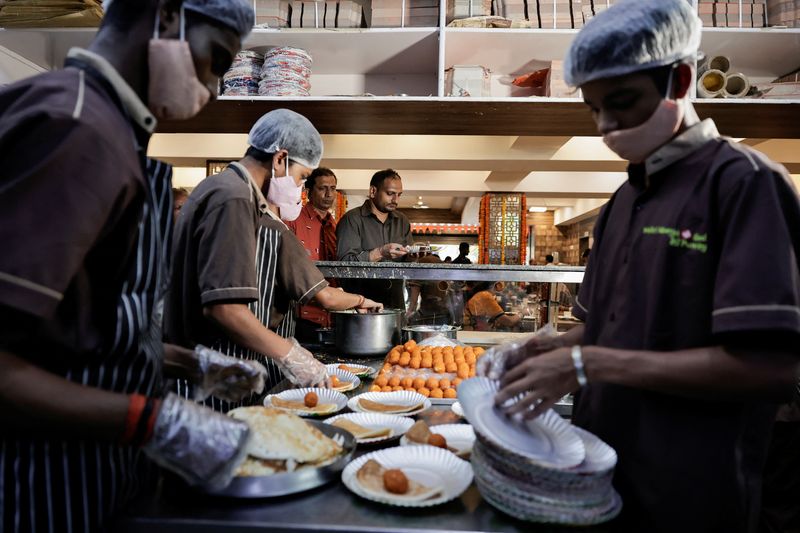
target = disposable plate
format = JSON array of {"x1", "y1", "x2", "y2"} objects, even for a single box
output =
[
  {"x1": 325, "y1": 367, "x2": 361, "y2": 393},
  {"x1": 264, "y1": 388, "x2": 347, "y2": 417},
  {"x1": 400, "y1": 424, "x2": 475, "y2": 458},
  {"x1": 457, "y1": 377, "x2": 584, "y2": 469},
  {"x1": 325, "y1": 363, "x2": 376, "y2": 379},
  {"x1": 451, "y1": 401, "x2": 464, "y2": 418},
  {"x1": 342, "y1": 445, "x2": 473, "y2": 507},
  {"x1": 348, "y1": 390, "x2": 431, "y2": 417},
  {"x1": 324, "y1": 413, "x2": 414, "y2": 444}
]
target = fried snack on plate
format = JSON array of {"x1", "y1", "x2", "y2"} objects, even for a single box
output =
[
  {"x1": 228, "y1": 407, "x2": 343, "y2": 476},
  {"x1": 270, "y1": 396, "x2": 338, "y2": 415},
  {"x1": 331, "y1": 418, "x2": 392, "y2": 440},
  {"x1": 356, "y1": 460, "x2": 441, "y2": 501},
  {"x1": 358, "y1": 398, "x2": 423, "y2": 414}
]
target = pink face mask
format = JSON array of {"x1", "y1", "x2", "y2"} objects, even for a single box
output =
[
  {"x1": 602, "y1": 70, "x2": 684, "y2": 164},
  {"x1": 148, "y1": 7, "x2": 211, "y2": 121},
  {"x1": 268, "y1": 156, "x2": 304, "y2": 222}
]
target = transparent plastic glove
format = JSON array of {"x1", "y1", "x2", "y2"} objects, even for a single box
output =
[
  {"x1": 143, "y1": 392, "x2": 251, "y2": 489},
  {"x1": 275, "y1": 338, "x2": 328, "y2": 387},
  {"x1": 477, "y1": 324, "x2": 561, "y2": 380},
  {"x1": 193, "y1": 345, "x2": 267, "y2": 402}
]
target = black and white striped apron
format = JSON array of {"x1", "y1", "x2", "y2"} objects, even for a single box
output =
[
  {"x1": 175, "y1": 165, "x2": 286, "y2": 413},
  {"x1": 0, "y1": 159, "x2": 173, "y2": 533}
]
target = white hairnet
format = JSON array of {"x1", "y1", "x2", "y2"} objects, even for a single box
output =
[
  {"x1": 102, "y1": 0, "x2": 254, "y2": 39},
  {"x1": 184, "y1": 0, "x2": 254, "y2": 39},
  {"x1": 247, "y1": 109, "x2": 324, "y2": 169},
  {"x1": 564, "y1": 0, "x2": 701, "y2": 87}
]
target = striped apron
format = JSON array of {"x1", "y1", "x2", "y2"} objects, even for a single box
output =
[
  {"x1": 175, "y1": 165, "x2": 286, "y2": 412},
  {"x1": 0, "y1": 158, "x2": 172, "y2": 533}
]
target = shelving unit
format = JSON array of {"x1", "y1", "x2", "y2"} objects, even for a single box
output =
[{"x1": 1, "y1": 12, "x2": 799, "y2": 135}]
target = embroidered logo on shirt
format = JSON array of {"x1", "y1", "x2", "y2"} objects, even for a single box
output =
[{"x1": 643, "y1": 226, "x2": 708, "y2": 253}]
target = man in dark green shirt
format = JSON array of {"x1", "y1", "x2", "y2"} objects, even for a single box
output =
[{"x1": 336, "y1": 169, "x2": 412, "y2": 308}]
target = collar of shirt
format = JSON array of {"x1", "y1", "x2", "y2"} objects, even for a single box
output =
[
  {"x1": 66, "y1": 48, "x2": 157, "y2": 135},
  {"x1": 229, "y1": 161, "x2": 269, "y2": 215},
  {"x1": 644, "y1": 118, "x2": 720, "y2": 176},
  {"x1": 359, "y1": 199, "x2": 395, "y2": 221},
  {"x1": 304, "y1": 202, "x2": 332, "y2": 224}
]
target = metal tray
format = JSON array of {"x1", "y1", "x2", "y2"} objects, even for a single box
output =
[{"x1": 203, "y1": 420, "x2": 357, "y2": 498}]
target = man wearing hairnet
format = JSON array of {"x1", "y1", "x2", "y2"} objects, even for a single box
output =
[
  {"x1": 0, "y1": 1, "x2": 262, "y2": 531},
  {"x1": 481, "y1": 1, "x2": 800, "y2": 531},
  {"x1": 166, "y1": 109, "x2": 382, "y2": 412}
]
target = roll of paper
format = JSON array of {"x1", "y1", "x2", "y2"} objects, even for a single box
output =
[
  {"x1": 699, "y1": 55, "x2": 731, "y2": 75},
  {"x1": 697, "y1": 69, "x2": 726, "y2": 98},
  {"x1": 723, "y1": 72, "x2": 750, "y2": 98}
]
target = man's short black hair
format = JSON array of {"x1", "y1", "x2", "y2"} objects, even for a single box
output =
[
  {"x1": 245, "y1": 146, "x2": 275, "y2": 164},
  {"x1": 642, "y1": 63, "x2": 680, "y2": 97},
  {"x1": 306, "y1": 167, "x2": 337, "y2": 190},
  {"x1": 546, "y1": 254, "x2": 554, "y2": 263},
  {"x1": 459, "y1": 242, "x2": 470, "y2": 253},
  {"x1": 370, "y1": 169, "x2": 401, "y2": 189}
]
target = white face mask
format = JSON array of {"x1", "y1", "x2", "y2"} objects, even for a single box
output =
[
  {"x1": 268, "y1": 156, "x2": 304, "y2": 221},
  {"x1": 147, "y1": 7, "x2": 211, "y2": 121},
  {"x1": 602, "y1": 67, "x2": 684, "y2": 164}
]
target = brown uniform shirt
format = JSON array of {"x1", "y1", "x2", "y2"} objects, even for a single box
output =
[
  {"x1": 336, "y1": 200, "x2": 412, "y2": 308},
  {"x1": 165, "y1": 164, "x2": 326, "y2": 348},
  {"x1": 572, "y1": 119, "x2": 800, "y2": 533}
]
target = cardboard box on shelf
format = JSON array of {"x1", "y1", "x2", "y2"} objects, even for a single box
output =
[
  {"x1": 446, "y1": 0, "x2": 491, "y2": 22},
  {"x1": 446, "y1": 65, "x2": 491, "y2": 97},
  {"x1": 256, "y1": 0, "x2": 291, "y2": 27}
]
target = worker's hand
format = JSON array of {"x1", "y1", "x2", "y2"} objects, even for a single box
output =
[
  {"x1": 355, "y1": 297, "x2": 384, "y2": 313},
  {"x1": 193, "y1": 345, "x2": 268, "y2": 402},
  {"x1": 494, "y1": 347, "x2": 580, "y2": 420},
  {"x1": 142, "y1": 393, "x2": 251, "y2": 489},
  {"x1": 276, "y1": 338, "x2": 329, "y2": 388},
  {"x1": 476, "y1": 324, "x2": 561, "y2": 380},
  {"x1": 380, "y1": 243, "x2": 408, "y2": 260}
]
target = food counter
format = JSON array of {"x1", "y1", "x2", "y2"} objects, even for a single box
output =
[
  {"x1": 118, "y1": 352, "x2": 594, "y2": 533},
  {"x1": 117, "y1": 263, "x2": 594, "y2": 532}
]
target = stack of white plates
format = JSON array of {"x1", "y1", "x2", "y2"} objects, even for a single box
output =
[
  {"x1": 259, "y1": 47, "x2": 312, "y2": 97},
  {"x1": 457, "y1": 377, "x2": 621, "y2": 525},
  {"x1": 222, "y1": 50, "x2": 263, "y2": 96}
]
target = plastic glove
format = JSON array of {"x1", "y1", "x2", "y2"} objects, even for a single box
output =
[
  {"x1": 193, "y1": 345, "x2": 267, "y2": 402},
  {"x1": 476, "y1": 324, "x2": 562, "y2": 380},
  {"x1": 275, "y1": 338, "x2": 328, "y2": 388},
  {"x1": 143, "y1": 392, "x2": 251, "y2": 489}
]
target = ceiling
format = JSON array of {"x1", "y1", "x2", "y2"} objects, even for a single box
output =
[{"x1": 152, "y1": 133, "x2": 800, "y2": 225}]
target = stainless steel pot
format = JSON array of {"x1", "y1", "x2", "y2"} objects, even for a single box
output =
[
  {"x1": 402, "y1": 324, "x2": 461, "y2": 343},
  {"x1": 331, "y1": 309, "x2": 403, "y2": 357}
]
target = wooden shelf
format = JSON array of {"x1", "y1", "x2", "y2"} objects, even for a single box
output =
[{"x1": 160, "y1": 97, "x2": 800, "y2": 138}]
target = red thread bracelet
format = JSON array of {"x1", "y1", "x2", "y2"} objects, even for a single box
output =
[{"x1": 121, "y1": 394, "x2": 146, "y2": 445}]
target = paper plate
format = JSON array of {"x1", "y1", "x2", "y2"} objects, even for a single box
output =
[
  {"x1": 451, "y1": 402, "x2": 464, "y2": 418},
  {"x1": 325, "y1": 367, "x2": 361, "y2": 393},
  {"x1": 264, "y1": 388, "x2": 347, "y2": 417},
  {"x1": 400, "y1": 424, "x2": 475, "y2": 458},
  {"x1": 342, "y1": 445, "x2": 473, "y2": 507},
  {"x1": 571, "y1": 426, "x2": 617, "y2": 474},
  {"x1": 348, "y1": 391, "x2": 431, "y2": 417},
  {"x1": 326, "y1": 363, "x2": 376, "y2": 379},
  {"x1": 324, "y1": 413, "x2": 414, "y2": 444},
  {"x1": 457, "y1": 377, "x2": 584, "y2": 469}
]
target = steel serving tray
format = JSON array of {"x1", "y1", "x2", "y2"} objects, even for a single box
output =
[{"x1": 203, "y1": 420, "x2": 356, "y2": 498}]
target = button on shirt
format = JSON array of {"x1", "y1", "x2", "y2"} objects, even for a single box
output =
[
  {"x1": 286, "y1": 202, "x2": 337, "y2": 327},
  {"x1": 572, "y1": 119, "x2": 800, "y2": 533},
  {"x1": 336, "y1": 200, "x2": 412, "y2": 308}
]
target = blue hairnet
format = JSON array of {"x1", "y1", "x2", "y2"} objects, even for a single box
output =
[
  {"x1": 248, "y1": 109, "x2": 324, "y2": 169},
  {"x1": 184, "y1": 0, "x2": 255, "y2": 39},
  {"x1": 102, "y1": 0, "x2": 254, "y2": 39},
  {"x1": 564, "y1": 0, "x2": 701, "y2": 87}
]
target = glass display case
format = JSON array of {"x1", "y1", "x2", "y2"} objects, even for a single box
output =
[{"x1": 316, "y1": 261, "x2": 585, "y2": 341}]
